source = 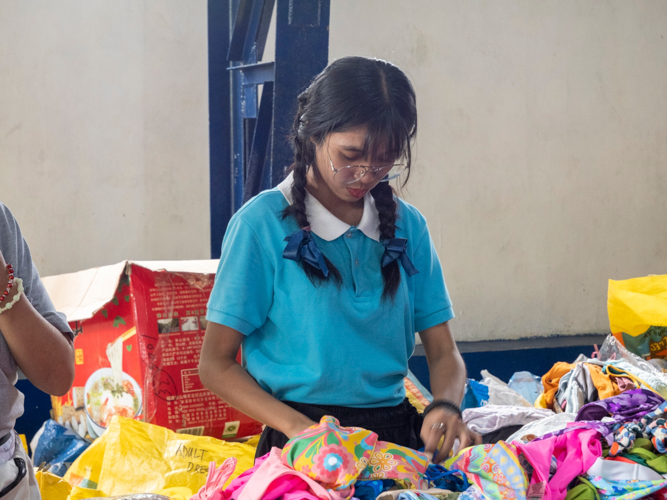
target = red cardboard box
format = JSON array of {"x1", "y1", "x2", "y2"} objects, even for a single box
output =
[{"x1": 42, "y1": 261, "x2": 263, "y2": 440}]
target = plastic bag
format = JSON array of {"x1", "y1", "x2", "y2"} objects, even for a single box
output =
[
  {"x1": 597, "y1": 334, "x2": 667, "y2": 398},
  {"x1": 31, "y1": 420, "x2": 91, "y2": 476},
  {"x1": 36, "y1": 470, "x2": 72, "y2": 500},
  {"x1": 460, "y1": 379, "x2": 490, "y2": 411},
  {"x1": 508, "y1": 371, "x2": 544, "y2": 405},
  {"x1": 481, "y1": 370, "x2": 532, "y2": 407},
  {"x1": 608, "y1": 275, "x2": 667, "y2": 359},
  {"x1": 64, "y1": 416, "x2": 256, "y2": 497}
]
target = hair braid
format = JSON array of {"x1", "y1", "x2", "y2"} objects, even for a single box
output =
[
  {"x1": 282, "y1": 93, "x2": 342, "y2": 286},
  {"x1": 371, "y1": 182, "x2": 401, "y2": 300}
]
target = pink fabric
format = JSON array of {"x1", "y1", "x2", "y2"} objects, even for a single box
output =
[
  {"x1": 224, "y1": 454, "x2": 269, "y2": 500},
  {"x1": 191, "y1": 458, "x2": 238, "y2": 500},
  {"x1": 222, "y1": 448, "x2": 348, "y2": 500},
  {"x1": 515, "y1": 428, "x2": 602, "y2": 500},
  {"x1": 617, "y1": 377, "x2": 637, "y2": 392}
]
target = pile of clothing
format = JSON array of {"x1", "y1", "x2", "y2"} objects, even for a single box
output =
[
  {"x1": 191, "y1": 336, "x2": 667, "y2": 500},
  {"x1": 192, "y1": 416, "x2": 467, "y2": 500}
]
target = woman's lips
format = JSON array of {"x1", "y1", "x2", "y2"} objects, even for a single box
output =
[{"x1": 347, "y1": 188, "x2": 368, "y2": 198}]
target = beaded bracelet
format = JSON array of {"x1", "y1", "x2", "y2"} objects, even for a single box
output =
[
  {"x1": 0, "y1": 278, "x2": 23, "y2": 315},
  {"x1": 422, "y1": 399, "x2": 463, "y2": 420},
  {"x1": 0, "y1": 264, "x2": 14, "y2": 303},
  {"x1": 0, "y1": 264, "x2": 23, "y2": 315}
]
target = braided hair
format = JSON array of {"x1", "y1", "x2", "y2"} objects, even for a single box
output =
[{"x1": 282, "y1": 56, "x2": 417, "y2": 299}]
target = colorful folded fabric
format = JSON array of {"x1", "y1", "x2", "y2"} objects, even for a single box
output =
[
  {"x1": 358, "y1": 440, "x2": 429, "y2": 487},
  {"x1": 281, "y1": 416, "x2": 377, "y2": 490},
  {"x1": 585, "y1": 475, "x2": 667, "y2": 500},
  {"x1": 611, "y1": 401, "x2": 667, "y2": 456},
  {"x1": 281, "y1": 416, "x2": 429, "y2": 491},
  {"x1": 445, "y1": 442, "x2": 528, "y2": 500}
]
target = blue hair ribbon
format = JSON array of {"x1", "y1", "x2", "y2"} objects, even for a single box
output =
[
  {"x1": 381, "y1": 238, "x2": 419, "y2": 277},
  {"x1": 283, "y1": 227, "x2": 329, "y2": 277}
]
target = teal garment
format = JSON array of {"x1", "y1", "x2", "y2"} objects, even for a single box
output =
[{"x1": 207, "y1": 185, "x2": 454, "y2": 407}]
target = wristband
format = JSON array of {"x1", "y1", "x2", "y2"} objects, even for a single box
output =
[
  {"x1": 423, "y1": 399, "x2": 462, "y2": 419},
  {"x1": 0, "y1": 278, "x2": 23, "y2": 315}
]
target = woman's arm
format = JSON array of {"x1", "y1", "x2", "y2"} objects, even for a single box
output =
[
  {"x1": 419, "y1": 321, "x2": 480, "y2": 462},
  {"x1": 0, "y1": 252, "x2": 74, "y2": 396},
  {"x1": 199, "y1": 321, "x2": 316, "y2": 438}
]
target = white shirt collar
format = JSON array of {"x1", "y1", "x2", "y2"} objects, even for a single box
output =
[{"x1": 277, "y1": 171, "x2": 381, "y2": 242}]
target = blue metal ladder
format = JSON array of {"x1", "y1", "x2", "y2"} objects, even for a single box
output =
[{"x1": 208, "y1": 0, "x2": 331, "y2": 258}]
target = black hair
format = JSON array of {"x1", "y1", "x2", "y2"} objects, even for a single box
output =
[{"x1": 282, "y1": 56, "x2": 417, "y2": 300}]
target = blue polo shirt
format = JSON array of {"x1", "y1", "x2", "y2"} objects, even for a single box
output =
[{"x1": 207, "y1": 174, "x2": 454, "y2": 408}]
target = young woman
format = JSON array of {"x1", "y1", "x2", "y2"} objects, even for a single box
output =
[
  {"x1": 0, "y1": 203, "x2": 75, "y2": 499},
  {"x1": 200, "y1": 56, "x2": 479, "y2": 463}
]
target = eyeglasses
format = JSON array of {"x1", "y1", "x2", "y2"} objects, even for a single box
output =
[{"x1": 327, "y1": 148, "x2": 407, "y2": 186}]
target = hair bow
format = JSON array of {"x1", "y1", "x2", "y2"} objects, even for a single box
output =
[
  {"x1": 381, "y1": 238, "x2": 419, "y2": 277},
  {"x1": 283, "y1": 227, "x2": 329, "y2": 277}
]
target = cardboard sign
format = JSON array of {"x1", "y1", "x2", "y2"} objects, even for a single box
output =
[{"x1": 43, "y1": 261, "x2": 263, "y2": 440}]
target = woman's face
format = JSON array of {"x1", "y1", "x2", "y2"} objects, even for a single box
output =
[{"x1": 312, "y1": 128, "x2": 396, "y2": 204}]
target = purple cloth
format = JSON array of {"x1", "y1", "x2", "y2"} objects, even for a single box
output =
[
  {"x1": 531, "y1": 390, "x2": 665, "y2": 446},
  {"x1": 576, "y1": 389, "x2": 665, "y2": 422}
]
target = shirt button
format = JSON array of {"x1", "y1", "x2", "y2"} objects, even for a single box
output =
[
  {"x1": 346, "y1": 232, "x2": 353, "y2": 238},
  {"x1": 355, "y1": 259, "x2": 359, "y2": 266}
]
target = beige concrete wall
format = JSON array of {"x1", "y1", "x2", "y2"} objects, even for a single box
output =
[
  {"x1": 0, "y1": 0, "x2": 211, "y2": 277},
  {"x1": 329, "y1": 0, "x2": 667, "y2": 341},
  {"x1": 1, "y1": 1, "x2": 666, "y2": 340}
]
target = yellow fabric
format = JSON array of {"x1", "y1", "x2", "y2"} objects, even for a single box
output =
[
  {"x1": 64, "y1": 416, "x2": 256, "y2": 497},
  {"x1": 586, "y1": 363, "x2": 618, "y2": 399},
  {"x1": 534, "y1": 393, "x2": 548, "y2": 409},
  {"x1": 609, "y1": 275, "x2": 667, "y2": 337},
  {"x1": 542, "y1": 362, "x2": 574, "y2": 407}
]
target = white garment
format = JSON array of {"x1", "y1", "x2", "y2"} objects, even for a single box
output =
[
  {"x1": 277, "y1": 171, "x2": 381, "y2": 241},
  {"x1": 506, "y1": 412, "x2": 577, "y2": 443},
  {"x1": 463, "y1": 405, "x2": 554, "y2": 434},
  {"x1": 0, "y1": 432, "x2": 40, "y2": 499},
  {"x1": 587, "y1": 457, "x2": 663, "y2": 482}
]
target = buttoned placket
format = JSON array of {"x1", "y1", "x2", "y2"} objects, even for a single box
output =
[{"x1": 344, "y1": 227, "x2": 361, "y2": 295}]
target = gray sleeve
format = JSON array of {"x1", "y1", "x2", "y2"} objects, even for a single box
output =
[{"x1": 0, "y1": 203, "x2": 73, "y2": 340}]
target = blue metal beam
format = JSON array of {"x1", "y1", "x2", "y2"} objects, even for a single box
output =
[
  {"x1": 208, "y1": 0, "x2": 233, "y2": 259},
  {"x1": 244, "y1": 81, "x2": 274, "y2": 203},
  {"x1": 271, "y1": 0, "x2": 330, "y2": 186},
  {"x1": 209, "y1": 0, "x2": 330, "y2": 248}
]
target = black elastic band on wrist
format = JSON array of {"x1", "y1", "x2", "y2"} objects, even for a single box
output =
[{"x1": 423, "y1": 399, "x2": 463, "y2": 419}]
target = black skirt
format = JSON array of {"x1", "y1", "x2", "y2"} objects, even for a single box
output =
[{"x1": 255, "y1": 398, "x2": 424, "y2": 459}]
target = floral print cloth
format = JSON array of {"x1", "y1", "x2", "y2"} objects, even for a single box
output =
[
  {"x1": 610, "y1": 401, "x2": 667, "y2": 456},
  {"x1": 585, "y1": 475, "x2": 667, "y2": 500},
  {"x1": 281, "y1": 416, "x2": 429, "y2": 491},
  {"x1": 444, "y1": 442, "x2": 529, "y2": 500}
]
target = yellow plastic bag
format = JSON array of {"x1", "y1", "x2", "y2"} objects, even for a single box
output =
[
  {"x1": 609, "y1": 275, "x2": 667, "y2": 359},
  {"x1": 64, "y1": 416, "x2": 256, "y2": 497},
  {"x1": 36, "y1": 470, "x2": 72, "y2": 500}
]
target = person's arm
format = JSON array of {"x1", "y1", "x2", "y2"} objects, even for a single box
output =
[
  {"x1": 0, "y1": 251, "x2": 74, "y2": 396},
  {"x1": 199, "y1": 321, "x2": 316, "y2": 438},
  {"x1": 419, "y1": 320, "x2": 480, "y2": 463}
]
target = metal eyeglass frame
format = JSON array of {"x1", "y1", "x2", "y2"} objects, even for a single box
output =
[{"x1": 326, "y1": 147, "x2": 407, "y2": 185}]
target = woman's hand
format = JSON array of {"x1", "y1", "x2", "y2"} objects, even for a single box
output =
[{"x1": 421, "y1": 407, "x2": 481, "y2": 463}]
